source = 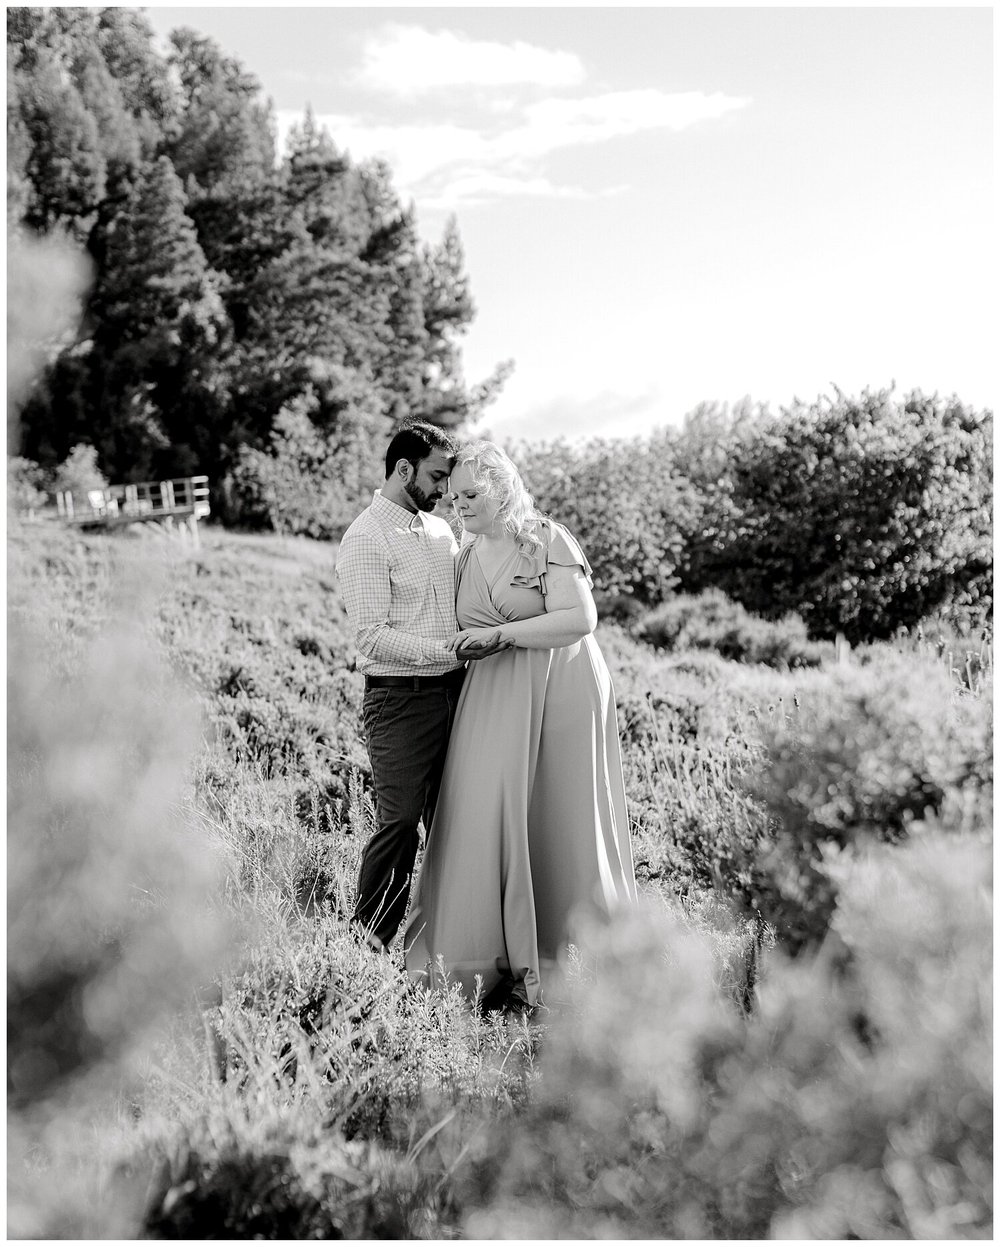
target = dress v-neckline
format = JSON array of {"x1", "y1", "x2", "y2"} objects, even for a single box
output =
[{"x1": 473, "y1": 539, "x2": 518, "y2": 592}]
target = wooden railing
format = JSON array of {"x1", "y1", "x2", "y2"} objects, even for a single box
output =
[{"x1": 55, "y1": 475, "x2": 211, "y2": 541}]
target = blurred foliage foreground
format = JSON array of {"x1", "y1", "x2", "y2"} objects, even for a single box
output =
[{"x1": 6, "y1": 518, "x2": 992, "y2": 1240}]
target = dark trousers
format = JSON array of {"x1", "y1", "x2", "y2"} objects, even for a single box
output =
[{"x1": 354, "y1": 677, "x2": 463, "y2": 948}]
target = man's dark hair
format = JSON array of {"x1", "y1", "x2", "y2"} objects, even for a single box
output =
[{"x1": 384, "y1": 421, "x2": 458, "y2": 479}]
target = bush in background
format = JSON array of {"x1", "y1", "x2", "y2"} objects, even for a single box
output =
[
  {"x1": 636, "y1": 588, "x2": 831, "y2": 668},
  {"x1": 221, "y1": 368, "x2": 389, "y2": 538},
  {"x1": 509, "y1": 387, "x2": 991, "y2": 644},
  {"x1": 50, "y1": 441, "x2": 108, "y2": 497},
  {"x1": 696, "y1": 386, "x2": 992, "y2": 642},
  {"x1": 512, "y1": 435, "x2": 699, "y2": 609},
  {"x1": 736, "y1": 650, "x2": 992, "y2": 954},
  {"x1": 666, "y1": 397, "x2": 764, "y2": 592},
  {"x1": 7, "y1": 454, "x2": 49, "y2": 513}
]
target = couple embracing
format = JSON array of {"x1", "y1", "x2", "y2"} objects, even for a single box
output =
[{"x1": 336, "y1": 421, "x2": 637, "y2": 1015}]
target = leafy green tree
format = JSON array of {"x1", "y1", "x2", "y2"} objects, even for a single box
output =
[
  {"x1": 514, "y1": 436, "x2": 697, "y2": 614},
  {"x1": 51, "y1": 442, "x2": 108, "y2": 497},
  {"x1": 223, "y1": 365, "x2": 391, "y2": 537},
  {"x1": 668, "y1": 398, "x2": 765, "y2": 593},
  {"x1": 703, "y1": 387, "x2": 993, "y2": 641},
  {"x1": 7, "y1": 456, "x2": 49, "y2": 514}
]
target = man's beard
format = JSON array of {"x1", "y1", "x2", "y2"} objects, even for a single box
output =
[{"x1": 404, "y1": 478, "x2": 439, "y2": 513}]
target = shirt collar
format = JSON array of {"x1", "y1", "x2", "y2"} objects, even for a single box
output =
[{"x1": 372, "y1": 488, "x2": 423, "y2": 531}]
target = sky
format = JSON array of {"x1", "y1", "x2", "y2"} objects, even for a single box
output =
[{"x1": 144, "y1": 4, "x2": 995, "y2": 443}]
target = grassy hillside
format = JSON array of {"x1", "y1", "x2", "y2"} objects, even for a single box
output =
[{"x1": 7, "y1": 519, "x2": 992, "y2": 1239}]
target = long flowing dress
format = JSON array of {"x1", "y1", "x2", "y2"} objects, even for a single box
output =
[{"x1": 403, "y1": 519, "x2": 637, "y2": 1008}]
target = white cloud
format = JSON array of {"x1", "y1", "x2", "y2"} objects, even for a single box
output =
[
  {"x1": 516, "y1": 89, "x2": 751, "y2": 149},
  {"x1": 278, "y1": 82, "x2": 749, "y2": 209},
  {"x1": 488, "y1": 89, "x2": 750, "y2": 168},
  {"x1": 419, "y1": 171, "x2": 626, "y2": 211},
  {"x1": 275, "y1": 30, "x2": 750, "y2": 210},
  {"x1": 357, "y1": 24, "x2": 586, "y2": 94}
]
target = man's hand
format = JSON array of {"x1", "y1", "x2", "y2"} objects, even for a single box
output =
[{"x1": 452, "y1": 629, "x2": 515, "y2": 661}]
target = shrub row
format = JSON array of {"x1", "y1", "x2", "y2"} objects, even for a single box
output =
[
  {"x1": 515, "y1": 386, "x2": 992, "y2": 642},
  {"x1": 635, "y1": 587, "x2": 831, "y2": 668}
]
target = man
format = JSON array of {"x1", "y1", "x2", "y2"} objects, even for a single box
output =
[{"x1": 336, "y1": 420, "x2": 507, "y2": 952}]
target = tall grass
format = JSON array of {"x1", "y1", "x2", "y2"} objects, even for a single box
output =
[
  {"x1": 6, "y1": 517, "x2": 992, "y2": 1238},
  {"x1": 7, "y1": 523, "x2": 232, "y2": 1237}
]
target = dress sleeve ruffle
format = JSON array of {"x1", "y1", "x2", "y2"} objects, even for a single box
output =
[{"x1": 510, "y1": 520, "x2": 594, "y2": 596}]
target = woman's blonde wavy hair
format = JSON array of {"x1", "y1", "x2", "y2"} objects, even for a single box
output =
[{"x1": 453, "y1": 440, "x2": 544, "y2": 550}]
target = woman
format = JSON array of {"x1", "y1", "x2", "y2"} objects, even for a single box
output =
[{"x1": 404, "y1": 441, "x2": 637, "y2": 1012}]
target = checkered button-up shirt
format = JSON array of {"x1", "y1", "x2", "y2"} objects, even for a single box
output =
[{"x1": 336, "y1": 490, "x2": 463, "y2": 676}]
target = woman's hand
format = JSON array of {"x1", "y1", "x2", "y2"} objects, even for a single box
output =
[{"x1": 448, "y1": 628, "x2": 513, "y2": 659}]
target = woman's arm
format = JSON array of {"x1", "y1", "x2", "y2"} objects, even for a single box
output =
[{"x1": 449, "y1": 563, "x2": 597, "y2": 652}]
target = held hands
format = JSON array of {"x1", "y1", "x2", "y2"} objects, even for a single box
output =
[{"x1": 449, "y1": 628, "x2": 515, "y2": 661}]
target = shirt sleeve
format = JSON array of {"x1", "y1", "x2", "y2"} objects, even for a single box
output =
[{"x1": 336, "y1": 530, "x2": 453, "y2": 667}]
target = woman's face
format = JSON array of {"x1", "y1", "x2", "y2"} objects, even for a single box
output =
[{"x1": 448, "y1": 463, "x2": 502, "y2": 535}]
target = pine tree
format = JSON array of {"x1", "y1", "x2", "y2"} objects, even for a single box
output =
[
  {"x1": 87, "y1": 156, "x2": 232, "y2": 479},
  {"x1": 419, "y1": 216, "x2": 512, "y2": 427},
  {"x1": 7, "y1": 45, "x2": 32, "y2": 221},
  {"x1": 68, "y1": 41, "x2": 142, "y2": 199},
  {"x1": 94, "y1": 8, "x2": 176, "y2": 153},
  {"x1": 284, "y1": 106, "x2": 369, "y2": 252},
  {"x1": 379, "y1": 210, "x2": 430, "y2": 422},
  {"x1": 359, "y1": 167, "x2": 428, "y2": 421},
  {"x1": 166, "y1": 28, "x2": 274, "y2": 194},
  {"x1": 12, "y1": 46, "x2": 106, "y2": 237},
  {"x1": 7, "y1": 8, "x2": 511, "y2": 499},
  {"x1": 187, "y1": 177, "x2": 304, "y2": 341}
]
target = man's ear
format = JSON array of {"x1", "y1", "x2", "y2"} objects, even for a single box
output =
[{"x1": 392, "y1": 458, "x2": 411, "y2": 481}]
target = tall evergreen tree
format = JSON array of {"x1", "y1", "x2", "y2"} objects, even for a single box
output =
[
  {"x1": 284, "y1": 107, "x2": 369, "y2": 253},
  {"x1": 419, "y1": 215, "x2": 512, "y2": 427},
  {"x1": 8, "y1": 7, "x2": 510, "y2": 500},
  {"x1": 94, "y1": 7, "x2": 176, "y2": 153},
  {"x1": 8, "y1": 7, "x2": 167, "y2": 240},
  {"x1": 374, "y1": 207, "x2": 430, "y2": 422},
  {"x1": 359, "y1": 163, "x2": 428, "y2": 420},
  {"x1": 421, "y1": 215, "x2": 474, "y2": 372},
  {"x1": 85, "y1": 156, "x2": 232, "y2": 478},
  {"x1": 7, "y1": 44, "x2": 32, "y2": 221},
  {"x1": 12, "y1": 46, "x2": 106, "y2": 238},
  {"x1": 187, "y1": 177, "x2": 303, "y2": 341},
  {"x1": 166, "y1": 28, "x2": 274, "y2": 193},
  {"x1": 67, "y1": 40, "x2": 142, "y2": 200}
]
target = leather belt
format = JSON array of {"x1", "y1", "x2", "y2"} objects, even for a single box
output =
[{"x1": 364, "y1": 670, "x2": 465, "y2": 691}]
